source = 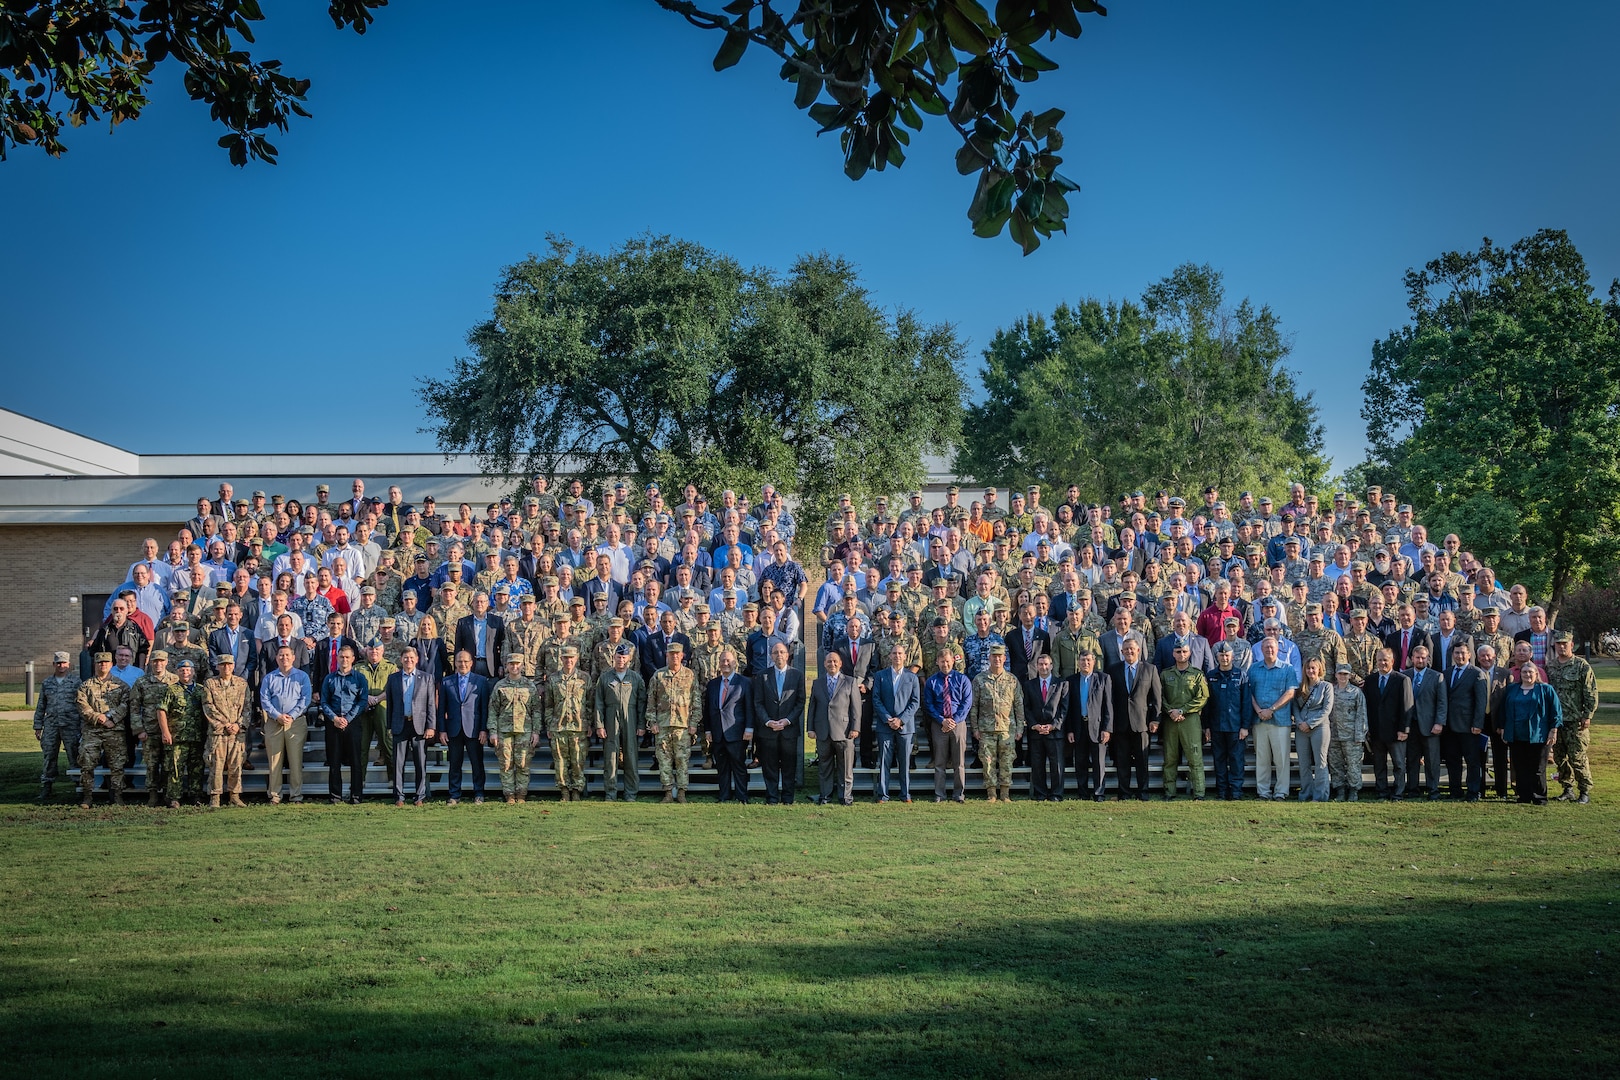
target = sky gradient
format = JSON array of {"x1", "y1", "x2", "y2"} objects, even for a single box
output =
[{"x1": 4, "y1": 0, "x2": 1617, "y2": 476}]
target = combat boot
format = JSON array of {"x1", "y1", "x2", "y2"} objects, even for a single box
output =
[
  {"x1": 147, "y1": 788, "x2": 163, "y2": 807},
  {"x1": 661, "y1": 789, "x2": 675, "y2": 803},
  {"x1": 675, "y1": 790, "x2": 687, "y2": 804},
  {"x1": 111, "y1": 790, "x2": 125, "y2": 806},
  {"x1": 79, "y1": 787, "x2": 93, "y2": 809},
  {"x1": 228, "y1": 794, "x2": 247, "y2": 808},
  {"x1": 985, "y1": 788, "x2": 998, "y2": 802},
  {"x1": 35, "y1": 782, "x2": 51, "y2": 804},
  {"x1": 999, "y1": 786, "x2": 1012, "y2": 803},
  {"x1": 208, "y1": 794, "x2": 221, "y2": 808}
]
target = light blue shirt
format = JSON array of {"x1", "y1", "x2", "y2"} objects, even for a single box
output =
[
  {"x1": 1247, "y1": 659, "x2": 1300, "y2": 724},
  {"x1": 260, "y1": 668, "x2": 312, "y2": 718}
]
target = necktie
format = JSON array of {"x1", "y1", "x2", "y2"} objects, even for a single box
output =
[
  {"x1": 942, "y1": 678, "x2": 953, "y2": 719},
  {"x1": 1452, "y1": 667, "x2": 1460, "y2": 688},
  {"x1": 1380, "y1": 674, "x2": 1388, "y2": 693},
  {"x1": 776, "y1": 670, "x2": 785, "y2": 698},
  {"x1": 1126, "y1": 665, "x2": 1134, "y2": 696},
  {"x1": 1041, "y1": 679, "x2": 1049, "y2": 702},
  {"x1": 330, "y1": 641, "x2": 338, "y2": 668},
  {"x1": 851, "y1": 643, "x2": 858, "y2": 668},
  {"x1": 459, "y1": 675, "x2": 469, "y2": 699},
  {"x1": 1402, "y1": 630, "x2": 1410, "y2": 665}
]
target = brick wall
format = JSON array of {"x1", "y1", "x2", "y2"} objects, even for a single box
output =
[{"x1": 0, "y1": 524, "x2": 158, "y2": 671}]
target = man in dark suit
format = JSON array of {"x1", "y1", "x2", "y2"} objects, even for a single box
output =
[
  {"x1": 578, "y1": 555, "x2": 622, "y2": 613},
  {"x1": 1022, "y1": 654, "x2": 1070, "y2": 800},
  {"x1": 1099, "y1": 610, "x2": 1146, "y2": 671},
  {"x1": 453, "y1": 591, "x2": 505, "y2": 678},
  {"x1": 751, "y1": 640, "x2": 805, "y2": 805},
  {"x1": 385, "y1": 644, "x2": 436, "y2": 805},
  {"x1": 1065, "y1": 650, "x2": 1113, "y2": 801},
  {"x1": 638, "y1": 612, "x2": 692, "y2": 684},
  {"x1": 259, "y1": 613, "x2": 312, "y2": 679},
  {"x1": 1363, "y1": 647, "x2": 1414, "y2": 800},
  {"x1": 809, "y1": 650, "x2": 862, "y2": 806},
  {"x1": 1477, "y1": 643, "x2": 1514, "y2": 799},
  {"x1": 1005, "y1": 604, "x2": 1052, "y2": 682},
  {"x1": 1107, "y1": 638, "x2": 1161, "y2": 800},
  {"x1": 703, "y1": 649, "x2": 752, "y2": 803},
  {"x1": 871, "y1": 641, "x2": 920, "y2": 803},
  {"x1": 1383, "y1": 606, "x2": 1433, "y2": 671},
  {"x1": 1439, "y1": 640, "x2": 1486, "y2": 800},
  {"x1": 310, "y1": 612, "x2": 361, "y2": 722},
  {"x1": 1153, "y1": 612, "x2": 1215, "y2": 675},
  {"x1": 436, "y1": 649, "x2": 490, "y2": 805},
  {"x1": 1404, "y1": 644, "x2": 1448, "y2": 799}
]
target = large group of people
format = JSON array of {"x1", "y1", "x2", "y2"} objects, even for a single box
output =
[{"x1": 31, "y1": 476, "x2": 1599, "y2": 809}]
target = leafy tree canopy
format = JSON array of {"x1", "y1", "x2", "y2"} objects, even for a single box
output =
[
  {"x1": 954, "y1": 263, "x2": 1326, "y2": 500},
  {"x1": 659, "y1": 0, "x2": 1106, "y2": 254},
  {"x1": 422, "y1": 235, "x2": 966, "y2": 528},
  {"x1": 1360, "y1": 228, "x2": 1620, "y2": 610},
  {"x1": 0, "y1": 0, "x2": 386, "y2": 164}
]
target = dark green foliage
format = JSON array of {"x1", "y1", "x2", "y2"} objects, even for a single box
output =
[
  {"x1": 421, "y1": 235, "x2": 966, "y2": 528},
  {"x1": 954, "y1": 262, "x2": 1326, "y2": 500},
  {"x1": 1360, "y1": 230, "x2": 1620, "y2": 609}
]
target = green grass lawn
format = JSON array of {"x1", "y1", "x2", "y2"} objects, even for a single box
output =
[{"x1": 2, "y1": 701, "x2": 1618, "y2": 1078}]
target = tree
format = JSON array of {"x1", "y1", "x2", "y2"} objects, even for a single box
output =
[
  {"x1": 1360, "y1": 229, "x2": 1620, "y2": 612},
  {"x1": 421, "y1": 234, "x2": 965, "y2": 528},
  {"x1": 954, "y1": 263, "x2": 1326, "y2": 500},
  {"x1": 0, "y1": 0, "x2": 386, "y2": 164},
  {"x1": 659, "y1": 0, "x2": 1104, "y2": 254}
]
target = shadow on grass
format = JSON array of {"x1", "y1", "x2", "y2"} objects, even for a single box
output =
[{"x1": 2, "y1": 889, "x2": 1617, "y2": 1079}]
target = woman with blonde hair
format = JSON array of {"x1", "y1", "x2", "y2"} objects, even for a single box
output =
[{"x1": 1293, "y1": 656, "x2": 1334, "y2": 801}]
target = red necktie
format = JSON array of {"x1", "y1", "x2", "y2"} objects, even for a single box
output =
[
  {"x1": 851, "y1": 643, "x2": 857, "y2": 668},
  {"x1": 1402, "y1": 630, "x2": 1410, "y2": 666},
  {"x1": 1041, "y1": 680, "x2": 1049, "y2": 702},
  {"x1": 331, "y1": 641, "x2": 338, "y2": 668}
]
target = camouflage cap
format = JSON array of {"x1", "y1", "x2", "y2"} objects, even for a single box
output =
[
  {"x1": 252, "y1": 490, "x2": 267, "y2": 498},
  {"x1": 316, "y1": 484, "x2": 330, "y2": 494},
  {"x1": 1480, "y1": 605, "x2": 1499, "y2": 616},
  {"x1": 361, "y1": 585, "x2": 377, "y2": 596},
  {"x1": 1309, "y1": 552, "x2": 1325, "y2": 562},
  {"x1": 1553, "y1": 629, "x2": 1575, "y2": 643},
  {"x1": 215, "y1": 653, "x2": 235, "y2": 665},
  {"x1": 212, "y1": 598, "x2": 229, "y2": 608},
  {"x1": 742, "y1": 602, "x2": 759, "y2": 612},
  {"x1": 541, "y1": 576, "x2": 559, "y2": 587},
  {"x1": 988, "y1": 644, "x2": 1006, "y2": 655},
  {"x1": 568, "y1": 596, "x2": 587, "y2": 608},
  {"x1": 94, "y1": 652, "x2": 112, "y2": 662},
  {"x1": 665, "y1": 642, "x2": 684, "y2": 656},
  {"x1": 1304, "y1": 603, "x2": 1322, "y2": 615},
  {"x1": 519, "y1": 593, "x2": 536, "y2": 604},
  {"x1": 560, "y1": 646, "x2": 580, "y2": 658},
  {"x1": 271, "y1": 494, "x2": 285, "y2": 503},
  {"x1": 1350, "y1": 607, "x2": 1367, "y2": 618},
  {"x1": 52, "y1": 650, "x2": 71, "y2": 663},
  {"x1": 380, "y1": 618, "x2": 396, "y2": 628},
  {"x1": 492, "y1": 583, "x2": 511, "y2": 596},
  {"x1": 504, "y1": 652, "x2": 526, "y2": 665},
  {"x1": 149, "y1": 649, "x2": 170, "y2": 662}
]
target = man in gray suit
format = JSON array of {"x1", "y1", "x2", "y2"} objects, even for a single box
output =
[
  {"x1": 810, "y1": 650, "x2": 862, "y2": 806},
  {"x1": 1065, "y1": 650, "x2": 1113, "y2": 800},
  {"x1": 1404, "y1": 644, "x2": 1448, "y2": 800},
  {"x1": 871, "y1": 642, "x2": 920, "y2": 802},
  {"x1": 1099, "y1": 609, "x2": 1147, "y2": 670},
  {"x1": 1440, "y1": 640, "x2": 1487, "y2": 801}
]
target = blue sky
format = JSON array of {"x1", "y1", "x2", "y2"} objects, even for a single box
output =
[{"x1": 3, "y1": 0, "x2": 1616, "y2": 475}]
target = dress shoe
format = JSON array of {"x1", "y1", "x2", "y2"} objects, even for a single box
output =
[
  {"x1": 35, "y1": 784, "x2": 52, "y2": 804},
  {"x1": 349, "y1": 796, "x2": 362, "y2": 805},
  {"x1": 953, "y1": 795, "x2": 965, "y2": 803},
  {"x1": 414, "y1": 796, "x2": 427, "y2": 806},
  {"x1": 167, "y1": 800, "x2": 180, "y2": 809},
  {"x1": 902, "y1": 796, "x2": 913, "y2": 803},
  {"x1": 877, "y1": 796, "x2": 890, "y2": 803},
  {"x1": 1138, "y1": 792, "x2": 1150, "y2": 801},
  {"x1": 241, "y1": 759, "x2": 254, "y2": 771},
  {"x1": 1465, "y1": 794, "x2": 1480, "y2": 803},
  {"x1": 1093, "y1": 794, "x2": 1106, "y2": 802},
  {"x1": 397, "y1": 798, "x2": 407, "y2": 807},
  {"x1": 330, "y1": 795, "x2": 344, "y2": 805}
]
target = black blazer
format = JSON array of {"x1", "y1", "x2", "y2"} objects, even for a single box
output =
[
  {"x1": 436, "y1": 672, "x2": 491, "y2": 736},
  {"x1": 453, "y1": 613, "x2": 506, "y2": 667},
  {"x1": 1383, "y1": 627, "x2": 1433, "y2": 670},
  {"x1": 637, "y1": 630, "x2": 693, "y2": 682},
  {"x1": 704, "y1": 673, "x2": 752, "y2": 742},
  {"x1": 827, "y1": 638, "x2": 878, "y2": 689},
  {"x1": 751, "y1": 666, "x2": 806, "y2": 730},
  {"x1": 1005, "y1": 626, "x2": 1052, "y2": 681},
  {"x1": 1441, "y1": 664, "x2": 1487, "y2": 733},
  {"x1": 1064, "y1": 670, "x2": 1114, "y2": 742},
  {"x1": 411, "y1": 637, "x2": 447, "y2": 683},
  {"x1": 578, "y1": 576, "x2": 622, "y2": 614},
  {"x1": 1021, "y1": 674, "x2": 1070, "y2": 736},
  {"x1": 1106, "y1": 660, "x2": 1161, "y2": 735},
  {"x1": 259, "y1": 636, "x2": 312, "y2": 678},
  {"x1": 312, "y1": 634, "x2": 364, "y2": 694},
  {"x1": 1363, "y1": 670, "x2": 1415, "y2": 744}
]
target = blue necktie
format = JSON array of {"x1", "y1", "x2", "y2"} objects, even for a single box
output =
[{"x1": 1125, "y1": 665, "x2": 1134, "y2": 695}]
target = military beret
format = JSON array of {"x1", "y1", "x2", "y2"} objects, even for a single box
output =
[
  {"x1": 1553, "y1": 629, "x2": 1574, "y2": 643},
  {"x1": 1305, "y1": 603, "x2": 1322, "y2": 615},
  {"x1": 1172, "y1": 639, "x2": 1191, "y2": 650},
  {"x1": 175, "y1": 658, "x2": 194, "y2": 670},
  {"x1": 52, "y1": 650, "x2": 71, "y2": 664},
  {"x1": 1214, "y1": 642, "x2": 1234, "y2": 655},
  {"x1": 316, "y1": 485, "x2": 330, "y2": 494},
  {"x1": 361, "y1": 585, "x2": 377, "y2": 596},
  {"x1": 613, "y1": 642, "x2": 634, "y2": 657},
  {"x1": 1219, "y1": 535, "x2": 1235, "y2": 544},
  {"x1": 380, "y1": 618, "x2": 396, "y2": 628},
  {"x1": 931, "y1": 617, "x2": 948, "y2": 628},
  {"x1": 665, "y1": 643, "x2": 684, "y2": 656},
  {"x1": 94, "y1": 651, "x2": 113, "y2": 662},
  {"x1": 149, "y1": 649, "x2": 170, "y2": 662},
  {"x1": 1480, "y1": 605, "x2": 1499, "y2": 615},
  {"x1": 560, "y1": 646, "x2": 580, "y2": 658}
]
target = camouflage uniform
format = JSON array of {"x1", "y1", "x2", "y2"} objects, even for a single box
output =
[
  {"x1": 428, "y1": 596, "x2": 469, "y2": 639},
  {"x1": 1342, "y1": 631, "x2": 1381, "y2": 687},
  {"x1": 1326, "y1": 679, "x2": 1368, "y2": 799},
  {"x1": 130, "y1": 667, "x2": 179, "y2": 803},
  {"x1": 166, "y1": 639, "x2": 209, "y2": 680},
  {"x1": 348, "y1": 604, "x2": 387, "y2": 647},
  {"x1": 690, "y1": 638, "x2": 729, "y2": 690},
  {"x1": 961, "y1": 632, "x2": 1004, "y2": 681},
  {"x1": 1546, "y1": 653, "x2": 1597, "y2": 798},
  {"x1": 202, "y1": 673, "x2": 251, "y2": 797},
  {"x1": 969, "y1": 667, "x2": 1024, "y2": 800},
  {"x1": 647, "y1": 664, "x2": 701, "y2": 795},
  {"x1": 1050, "y1": 625, "x2": 1103, "y2": 679},
  {"x1": 506, "y1": 616, "x2": 549, "y2": 677},
  {"x1": 545, "y1": 667, "x2": 592, "y2": 796},
  {"x1": 76, "y1": 674, "x2": 131, "y2": 803},
  {"x1": 1159, "y1": 666, "x2": 1210, "y2": 798},
  {"x1": 158, "y1": 680, "x2": 208, "y2": 804},
  {"x1": 490, "y1": 669, "x2": 543, "y2": 799},
  {"x1": 32, "y1": 671, "x2": 83, "y2": 790},
  {"x1": 1472, "y1": 630, "x2": 1515, "y2": 670},
  {"x1": 1293, "y1": 626, "x2": 1347, "y2": 676}
]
